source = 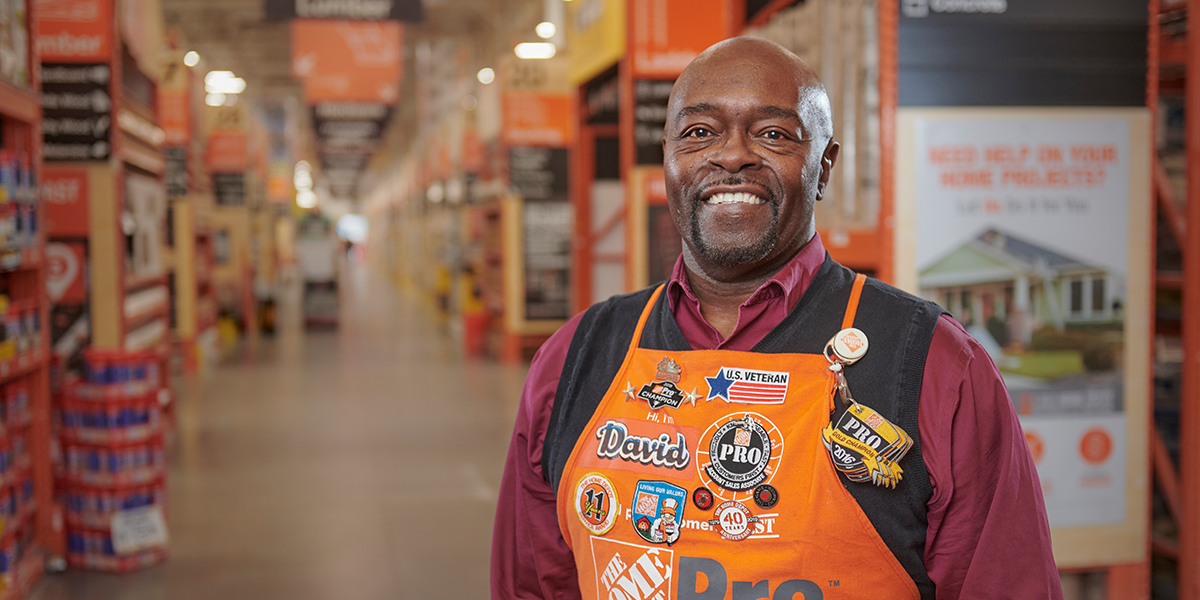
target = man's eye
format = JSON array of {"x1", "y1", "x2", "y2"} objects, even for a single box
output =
[
  {"x1": 686, "y1": 127, "x2": 711, "y2": 138},
  {"x1": 764, "y1": 130, "x2": 787, "y2": 140}
]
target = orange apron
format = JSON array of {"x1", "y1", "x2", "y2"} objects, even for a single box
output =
[{"x1": 557, "y1": 277, "x2": 920, "y2": 600}]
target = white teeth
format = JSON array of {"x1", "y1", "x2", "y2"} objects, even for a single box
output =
[{"x1": 707, "y1": 192, "x2": 764, "y2": 205}]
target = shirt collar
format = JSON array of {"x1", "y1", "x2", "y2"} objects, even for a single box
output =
[{"x1": 667, "y1": 231, "x2": 828, "y2": 315}]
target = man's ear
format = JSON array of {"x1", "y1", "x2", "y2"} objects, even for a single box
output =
[{"x1": 816, "y1": 140, "x2": 840, "y2": 200}]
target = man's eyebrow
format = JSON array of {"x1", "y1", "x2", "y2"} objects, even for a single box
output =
[
  {"x1": 756, "y1": 105, "x2": 800, "y2": 121},
  {"x1": 673, "y1": 103, "x2": 714, "y2": 124}
]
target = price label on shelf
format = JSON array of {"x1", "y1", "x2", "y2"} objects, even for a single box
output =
[{"x1": 111, "y1": 506, "x2": 169, "y2": 555}]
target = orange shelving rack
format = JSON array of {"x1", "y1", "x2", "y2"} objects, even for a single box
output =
[{"x1": 0, "y1": 1, "x2": 63, "y2": 597}]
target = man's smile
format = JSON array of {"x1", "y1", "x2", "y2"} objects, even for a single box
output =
[{"x1": 705, "y1": 192, "x2": 766, "y2": 205}]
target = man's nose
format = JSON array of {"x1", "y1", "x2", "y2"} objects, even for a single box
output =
[{"x1": 708, "y1": 131, "x2": 761, "y2": 173}]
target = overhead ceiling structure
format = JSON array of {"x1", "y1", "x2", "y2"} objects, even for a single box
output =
[{"x1": 162, "y1": 0, "x2": 546, "y2": 208}]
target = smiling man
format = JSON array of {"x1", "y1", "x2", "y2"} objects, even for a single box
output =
[{"x1": 492, "y1": 37, "x2": 1061, "y2": 600}]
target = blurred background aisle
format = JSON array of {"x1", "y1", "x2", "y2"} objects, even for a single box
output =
[{"x1": 31, "y1": 261, "x2": 525, "y2": 600}]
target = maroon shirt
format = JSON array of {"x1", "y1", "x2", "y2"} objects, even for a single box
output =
[{"x1": 492, "y1": 233, "x2": 1062, "y2": 600}]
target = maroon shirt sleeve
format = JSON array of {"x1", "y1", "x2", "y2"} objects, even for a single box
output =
[
  {"x1": 919, "y1": 316, "x2": 1062, "y2": 599},
  {"x1": 491, "y1": 315, "x2": 584, "y2": 600}
]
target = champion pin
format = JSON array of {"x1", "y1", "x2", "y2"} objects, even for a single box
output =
[
  {"x1": 822, "y1": 327, "x2": 913, "y2": 488},
  {"x1": 822, "y1": 403, "x2": 914, "y2": 489},
  {"x1": 637, "y1": 380, "x2": 687, "y2": 410}
]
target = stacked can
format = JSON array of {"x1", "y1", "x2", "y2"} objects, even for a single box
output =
[
  {"x1": 0, "y1": 151, "x2": 38, "y2": 263},
  {"x1": 0, "y1": 373, "x2": 34, "y2": 589},
  {"x1": 60, "y1": 350, "x2": 167, "y2": 572}
]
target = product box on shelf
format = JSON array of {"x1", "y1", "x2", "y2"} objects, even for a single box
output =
[
  {"x1": 65, "y1": 480, "x2": 165, "y2": 530},
  {"x1": 0, "y1": 517, "x2": 35, "y2": 591},
  {"x1": 62, "y1": 436, "x2": 164, "y2": 488},
  {"x1": 60, "y1": 392, "x2": 160, "y2": 444},
  {"x1": 0, "y1": 465, "x2": 35, "y2": 531},
  {"x1": 72, "y1": 350, "x2": 163, "y2": 401},
  {"x1": 1, "y1": 380, "x2": 28, "y2": 429},
  {"x1": 57, "y1": 349, "x2": 170, "y2": 574}
]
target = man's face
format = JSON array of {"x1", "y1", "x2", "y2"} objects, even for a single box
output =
[{"x1": 663, "y1": 46, "x2": 835, "y2": 276}]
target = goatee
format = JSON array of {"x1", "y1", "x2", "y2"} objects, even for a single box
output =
[{"x1": 688, "y1": 188, "x2": 780, "y2": 268}]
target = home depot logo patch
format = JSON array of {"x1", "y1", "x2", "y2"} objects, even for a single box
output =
[{"x1": 590, "y1": 537, "x2": 673, "y2": 600}]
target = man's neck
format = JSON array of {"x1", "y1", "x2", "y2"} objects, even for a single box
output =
[{"x1": 681, "y1": 251, "x2": 788, "y2": 340}]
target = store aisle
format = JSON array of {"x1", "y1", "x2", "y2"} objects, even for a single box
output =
[{"x1": 31, "y1": 263, "x2": 529, "y2": 600}]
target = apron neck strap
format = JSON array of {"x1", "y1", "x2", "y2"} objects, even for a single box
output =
[
  {"x1": 626, "y1": 284, "x2": 665, "y2": 355},
  {"x1": 841, "y1": 273, "x2": 868, "y2": 330}
]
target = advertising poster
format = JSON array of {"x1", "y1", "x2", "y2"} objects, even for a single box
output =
[
  {"x1": 896, "y1": 108, "x2": 1150, "y2": 567},
  {"x1": 42, "y1": 169, "x2": 90, "y2": 236}
]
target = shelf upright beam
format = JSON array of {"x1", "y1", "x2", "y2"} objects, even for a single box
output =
[
  {"x1": 1182, "y1": 0, "x2": 1200, "y2": 598},
  {"x1": 1104, "y1": 1, "x2": 1164, "y2": 596},
  {"x1": 877, "y1": 0, "x2": 898, "y2": 285}
]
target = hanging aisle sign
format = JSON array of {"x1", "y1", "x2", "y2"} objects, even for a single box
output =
[
  {"x1": 895, "y1": 107, "x2": 1151, "y2": 569},
  {"x1": 566, "y1": 0, "x2": 626, "y2": 86},
  {"x1": 34, "y1": 0, "x2": 114, "y2": 63},
  {"x1": 291, "y1": 19, "x2": 403, "y2": 104},
  {"x1": 41, "y1": 63, "x2": 112, "y2": 161},
  {"x1": 265, "y1": 0, "x2": 424, "y2": 21},
  {"x1": 629, "y1": 0, "x2": 734, "y2": 79}
]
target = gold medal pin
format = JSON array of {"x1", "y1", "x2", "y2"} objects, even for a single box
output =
[{"x1": 820, "y1": 328, "x2": 914, "y2": 489}]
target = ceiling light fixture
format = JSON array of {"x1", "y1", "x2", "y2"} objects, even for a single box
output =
[
  {"x1": 205, "y1": 71, "x2": 246, "y2": 94},
  {"x1": 536, "y1": 22, "x2": 556, "y2": 39},
  {"x1": 184, "y1": 51, "x2": 200, "y2": 67},
  {"x1": 205, "y1": 92, "x2": 226, "y2": 107},
  {"x1": 477, "y1": 68, "x2": 495, "y2": 85},
  {"x1": 515, "y1": 42, "x2": 556, "y2": 60},
  {"x1": 427, "y1": 182, "x2": 445, "y2": 204},
  {"x1": 296, "y1": 189, "x2": 318, "y2": 209}
]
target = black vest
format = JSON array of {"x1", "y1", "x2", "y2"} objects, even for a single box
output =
[{"x1": 541, "y1": 257, "x2": 944, "y2": 598}]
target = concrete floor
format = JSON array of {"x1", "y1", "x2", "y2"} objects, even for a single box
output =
[{"x1": 30, "y1": 263, "x2": 527, "y2": 599}]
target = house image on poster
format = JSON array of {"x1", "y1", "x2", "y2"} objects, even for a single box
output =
[{"x1": 918, "y1": 229, "x2": 1124, "y2": 349}]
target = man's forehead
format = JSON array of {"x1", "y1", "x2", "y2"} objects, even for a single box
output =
[
  {"x1": 669, "y1": 68, "x2": 806, "y2": 117},
  {"x1": 670, "y1": 50, "x2": 810, "y2": 109}
]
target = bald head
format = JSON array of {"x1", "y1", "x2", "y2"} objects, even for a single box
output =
[
  {"x1": 661, "y1": 36, "x2": 841, "y2": 284},
  {"x1": 670, "y1": 37, "x2": 833, "y2": 144}
]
